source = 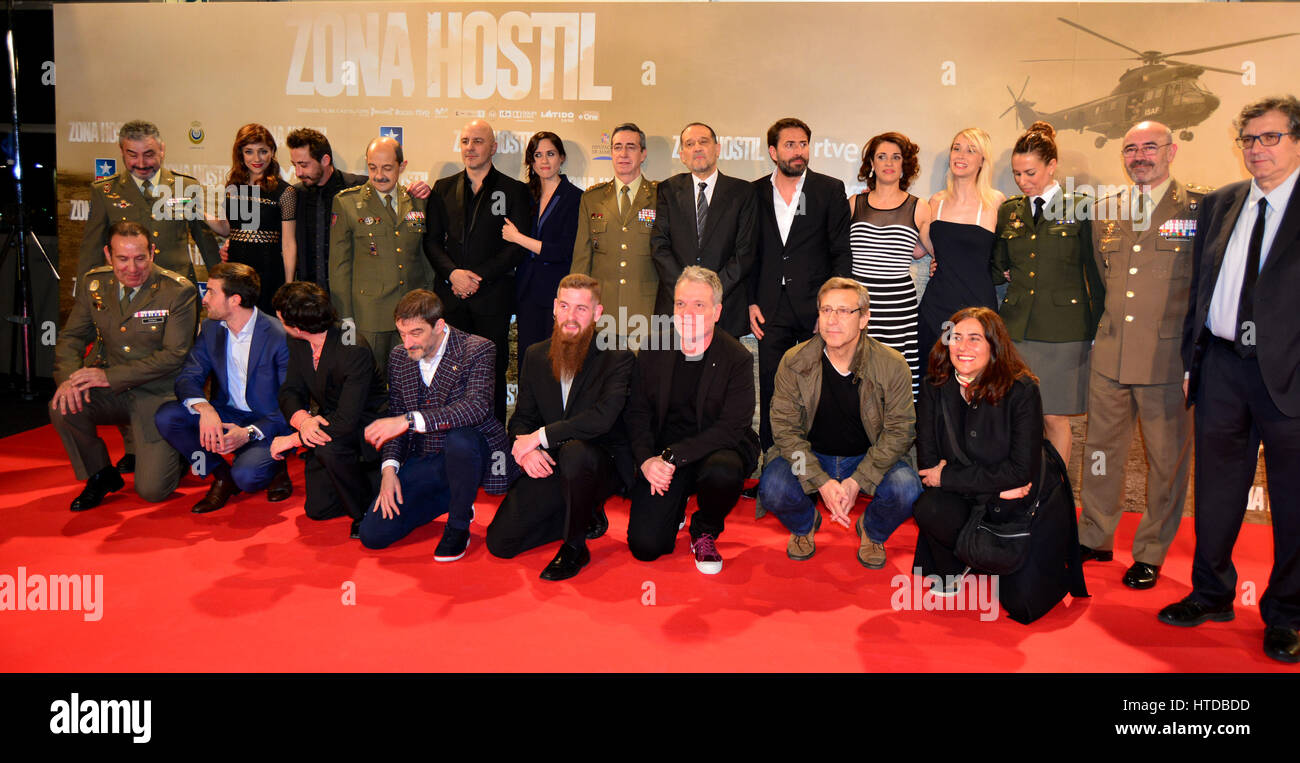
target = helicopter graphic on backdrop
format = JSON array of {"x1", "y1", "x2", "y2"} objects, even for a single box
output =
[{"x1": 1001, "y1": 17, "x2": 1298, "y2": 149}]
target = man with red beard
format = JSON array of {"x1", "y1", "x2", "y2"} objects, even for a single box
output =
[{"x1": 486, "y1": 274, "x2": 636, "y2": 580}]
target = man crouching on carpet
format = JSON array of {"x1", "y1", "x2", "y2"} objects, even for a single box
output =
[
  {"x1": 486, "y1": 274, "x2": 635, "y2": 580},
  {"x1": 360, "y1": 289, "x2": 519, "y2": 560},
  {"x1": 155, "y1": 262, "x2": 293, "y2": 513}
]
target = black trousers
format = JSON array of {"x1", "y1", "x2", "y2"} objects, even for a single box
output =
[
  {"x1": 1192, "y1": 339, "x2": 1300, "y2": 628},
  {"x1": 443, "y1": 296, "x2": 512, "y2": 426},
  {"x1": 912, "y1": 487, "x2": 973, "y2": 577},
  {"x1": 757, "y1": 290, "x2": 814, "y2": 451},
  {"x1": 486, "y1": 440, "x2": 620, "y2": 557},
  {"x1": 627, "y1": 448, "x2": 745, "y2": 561},
  {"x1": 303, "y1": 437, "x2": 378, "y2": 521}
]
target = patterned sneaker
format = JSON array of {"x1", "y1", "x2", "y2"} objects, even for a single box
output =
[
  {"x1": 434, "y1": 527, "x2": 470, "y2": 562},
  {"x1": 691, "y1": 533, "x2": 723, "y2": 575},
  {"x1": 855, "y1": 514, "x2": 886, "y2": 569},
  {"x1": 787, "y1": 512, "x2": 822, "y2": 561}
]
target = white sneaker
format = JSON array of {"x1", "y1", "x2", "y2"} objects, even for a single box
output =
[{"x1": 930, "y1": 567, "x2": 971, "y2": 598}]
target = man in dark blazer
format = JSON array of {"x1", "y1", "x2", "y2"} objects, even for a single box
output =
[
  {"x1": 486, "y1": 274, "x2": 635, "y2": 580},
  {"x1": 271, "y1": 282, "x2": 387, "y2": 540},
  {"x1": 1164, "y1": 95, "x2": 1300, "y2": 664},
  {"x1": 748, "y1": 117, "x2": 852, "y2": 455},
  {"x1": 155, "y1": 263, "x2": 293, "y2": 514},
  {"x1": 625, "y1": 267, "x2": 760, "y2": 574},
  {"x1": 360, "y1": 289, "x2": 519, "y2": 561},
  {"x1": 651, "y1": 122, "x2": 757, "y2": 339},
  {"x1": 424, "y1": 119, "x2": 533, "y2": 423}
]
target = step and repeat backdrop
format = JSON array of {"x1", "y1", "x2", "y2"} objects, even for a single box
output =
[{"x1": 55, "y1": 1, "x2": 1297, "y2": 516}]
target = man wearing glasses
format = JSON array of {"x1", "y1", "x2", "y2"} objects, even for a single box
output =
[
  {"x1": 1077, "y1": 121, "x2": 1206, "y2": 591},
  {"x1": 758, "y1": 277, "x2": 920, "y2": 566},
  {"x1": 1162, "y1": 95, "x2": 1300, "y2": 664}
]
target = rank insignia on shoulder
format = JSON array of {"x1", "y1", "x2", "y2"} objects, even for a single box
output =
[
  {"x1": 1158, "y1": 219, "x2": 1196, "y2": 238},
  {"x1": 638, "y1": 209, "x2": 656, "y2": 224}
]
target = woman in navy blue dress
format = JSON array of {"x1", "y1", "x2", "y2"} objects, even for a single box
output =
[{"x1": 505, "y1": 131, "x2": 582, "y2": 363}]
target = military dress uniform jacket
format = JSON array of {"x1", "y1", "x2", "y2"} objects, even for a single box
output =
[
  {"x1": 329, "y1": 182, "x2": 434, "y2": 335},
  {"x1": 1091, "y1": 180, "x2": 1204, "y2": 385},
  {"x1": 570, "y1": 178, "x2": 660, "y2": 322},
  {"x1": 992, "y1": 192, "x2": 1105, "y2": 343},
  {"x1": 78, "y1": 169, "x2": 220, "y2": 281},
  {"x1": 54, "y1": 264, "x2": 199, "y2": 439}
]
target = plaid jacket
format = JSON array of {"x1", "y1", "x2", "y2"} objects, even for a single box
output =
[{"x1": 381, "y1": 326, "x2": 517, "y2": 493}]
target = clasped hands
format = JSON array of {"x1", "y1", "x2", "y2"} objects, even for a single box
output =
[
  {"x1": 51, "y1": 368, "x2": 110, "y2": 415},
  {"x1": 194, "y1": 402, "x2": 252, "y2": 455},
  {"x1": 919, "y1": 459, "x2": 1031, "y2": 499}
]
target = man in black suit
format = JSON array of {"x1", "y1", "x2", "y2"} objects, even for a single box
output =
[
  {"x1": 625, "y1": 266, "x2": 760, "y2": 574},
  {"x1": 651, "y1": 122, "x2": 757, "y2": 339},
  {"x1": 486, "y1": 274, "x2": 635, "y2": 580},
  {"x1": 286, "y1": 129, "x2": 367, "y2": 291},
  {"x1": 270, "y1": 281, "x2": 387, "y2": 540},
  {"x1": 424, "y1": 119, "x2": 533, "y2": 423},
  {"x1": 748, "y1": 117, "x2": 852, "y2": 455},
  {"x1": 1163, "y1": 95, "x2": 1300, "y2": 664}
]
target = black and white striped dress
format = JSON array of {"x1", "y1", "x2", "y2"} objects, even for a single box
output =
[{"x1": 850, "y1": 192, "x2": 921, "y2": 398}]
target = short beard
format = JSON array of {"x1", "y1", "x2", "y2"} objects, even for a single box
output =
[{"x1": 548, "y1": 321, "x2": 595, "y2": 381}]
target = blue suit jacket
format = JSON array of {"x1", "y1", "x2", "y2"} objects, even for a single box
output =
[{"x1": 174, "y1": 308, "x2": 291, "y2": 439}]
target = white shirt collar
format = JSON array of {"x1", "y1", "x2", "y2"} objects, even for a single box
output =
[
  {"x1": 1250, "y1": 166, "x2": 1300, "y2": 212},
  {"x1": 419, "y1": 323, "x2": 451, "y2": 374},
  {"x1": 221, "y1": 307, "x2": 259, "y2": 341}
]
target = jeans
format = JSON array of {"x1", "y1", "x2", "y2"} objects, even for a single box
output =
[{"x1": 758, "y1": 452, "x2": 922, "y2": 540}]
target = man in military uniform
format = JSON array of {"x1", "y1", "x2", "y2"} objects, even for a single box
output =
[
  {"x1": 570, "y1": 122, "x2": 659, "y2": 350},
  {"x1": 78, "y1": 120, "x2": 220, "y2": 282},
  {"x1": 1078, "y1": 121, "x2": 1204, "y2": 590},
  {"x1": 51, "y1": 221, "x2": 198, "y2": 511},
  {"x1": 330, "y1": 136, "x2": 434, "y2": 375}
]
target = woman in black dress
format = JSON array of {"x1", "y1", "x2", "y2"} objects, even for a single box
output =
[
  {"x1": 505, "y1": 131, "x2": 582, "y2": 360},
  {"x1": 207, "y1": 123, "x2": 296, "y2": 313},
  {"x1": 917, "y1": 127, "x2": 1005, "y2": 357}
]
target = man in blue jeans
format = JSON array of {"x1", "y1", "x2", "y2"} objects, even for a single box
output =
[{"x1": 760, "y1": 277, "x2": 921, "y2": 567}]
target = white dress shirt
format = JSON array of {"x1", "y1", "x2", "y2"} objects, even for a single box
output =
[
  {"x1": 381, "y1": 323, "x2": 449, "y2": 472},
  {"x1": 772, "y1": 170, "x2": 807, "y2": 246},
  {"x1": 693, "y1": 169, "x2": 719, "y2": 208},
  {"x1": 183, "y1": 308, "x2": 263, "y2": 439}
]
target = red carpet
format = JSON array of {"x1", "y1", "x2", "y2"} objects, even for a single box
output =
[{"x1": 0, "y1": 424, "x2": 1289, "y2": 673}]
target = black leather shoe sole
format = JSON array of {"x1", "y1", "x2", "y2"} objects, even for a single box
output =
[{"x1": 1264, "y1": 627, "x2": 1300, "y2": 664}]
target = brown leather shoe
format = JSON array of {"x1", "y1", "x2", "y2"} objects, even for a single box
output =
[
  {"x1": 192, "y1": 477, "x2": 241, "y2": 513},
  {"x1": 266, "y1": 464, "x2": 293, "y2": 503}
]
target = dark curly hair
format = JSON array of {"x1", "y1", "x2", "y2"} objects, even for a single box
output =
[
  {"x1": 926, "y1": 307, "x2": 1037, "y2": 406},
  {"x1": 858, "y1": 131, "x2": 920, "y2": 191},
  {"x1": 273, "y1": 281, "x2": 337, "y2": 334}
]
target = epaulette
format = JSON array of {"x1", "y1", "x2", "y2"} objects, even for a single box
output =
[
  {"x1": 336, "y1": 185, "x2": 365, "y2": 198},
  {"x1": 170, "y1": 170, "x2": 199, "y2": 181},
  {"x1": 155, "y1": 266, "x2": 192, "y2": 288},
  {"x1": 1002, "y1": 195, "x2": 1026, "y2": 205},
  {"x1": 1184, "y1": 183, "x2": 1212, "y2": 197},
  {"x1": 91, "y1": 176, "x2": 115, "y2": 188},
  {"x1": 85, "y1": 264, "x2": 113, "y2": 275},
  {"x1": 586, "y1": 180, "x2": 612, "y2": 192}
]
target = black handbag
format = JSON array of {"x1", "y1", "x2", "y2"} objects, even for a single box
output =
[{"x1": 937, "y1": 389, "x2": 1047, "y2": 575}]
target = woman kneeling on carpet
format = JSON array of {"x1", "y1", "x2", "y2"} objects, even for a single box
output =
[{"x1": 911, "y1": 307, "x2": 1087, "y2": 624}]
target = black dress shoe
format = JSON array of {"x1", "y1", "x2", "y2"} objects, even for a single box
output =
[
  {"x1": 1079, "y1": 544, "x2": 1113, "y2": 563},
  {"x1": 1158, "y1": 596, "x2": 1234, "y2": 627},
  {"x1": 1123, "y1": 561, "x2": 1161, "y2": 590},
  {"x1": 70, "y1": 467, "x2": 126, "y2": 512},
  {"x1": 192, "y1": 477, "x2": 241, "y2": 513},
  {"x1": 586, "y1": 501, "x2": 609, "y2": 540},
  {"x1": 266, "y1": 464, "x2": 293, "y2": 502},
  {"x1": 540, "y1": 543, "x2": 591, "y2": 581},
  {"x1": 349, "y1": 518, "x2": 362, "y2": 540},
  {"x1": 115, "y1": 453, "x2": 136, "y2": 474},
  {"x1": 1264, "y1": 626, "x2": 1300, "y2": 664}
]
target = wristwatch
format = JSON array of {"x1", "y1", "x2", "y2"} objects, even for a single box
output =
[
  {"x1": 405, "y1": 411, "x2": 417, "y2": 430},
  {"x1": 246, "y1": 425, "x2": 258, "y2": 441},
  {"x1": 660, "y1": 447, "x2": 676, "y2": 465}
]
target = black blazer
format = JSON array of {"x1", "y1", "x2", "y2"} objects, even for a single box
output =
[
  {"x1": 424, "y1": 164, "x2": 533, "y2": 313},
  {"x1": 278, "y1": 327, "x2": 387, "y2": 442},
  {"x1": 515, "y1": 175, "x2": 583, "y2": 307},
  {"x1": 1182, "y1": 177, "x2": 1300, "y2": 416},
  {"x1": 651, "y1": 171, "x2": 757, "y2": 337},
  {"x1": 748, "y1": 170, "x2": 852, "y2": 331},
  {"x1": 510, "y1": 338, "x2": 636, "y2": 485},
  {"x1": 916, "y1": 374, "x2": 1043, "y2": 508},
  {"x1": 624, "y1": 330, "x2": 760, "y2": 474}
]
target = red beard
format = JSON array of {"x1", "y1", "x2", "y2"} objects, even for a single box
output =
[{"x1": 548, "y1": 320, "x2": 595, "y2": 381}]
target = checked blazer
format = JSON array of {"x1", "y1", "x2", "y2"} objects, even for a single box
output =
[{"x1": 380, "y1": 325, "x2": 517, "y2": 493}]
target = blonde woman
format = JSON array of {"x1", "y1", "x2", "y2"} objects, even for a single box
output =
[{"x1": 917, "y1": 128, "x2": 1005, "y2": 357}]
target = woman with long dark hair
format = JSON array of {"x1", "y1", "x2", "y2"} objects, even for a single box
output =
[
  {"x1": 912, "y1": 306, "x2": 1087, "y2": 624},
  {"x1": 207, "y1": 123, "x2": 297, "y2": 313},
  {"x1": 504, "y1": 131, "x2": 582, "y2": 360}
]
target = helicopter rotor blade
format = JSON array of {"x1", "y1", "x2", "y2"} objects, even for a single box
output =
[
  {"x1": 1018, "y1": 76, "x2": 1029, "y2": 100},
  {"x1": 1022, "y1": 57, "x2": 1138, "y2": 63},
  {"x1": 1164, "y1": 59, "x2": 1246, "y2": 76},
  {"x1": 1164, "y1": 32, "x2": 1299, "y2": 58},
  {"x1": 1056, "y1": 16, "x2": 1144, "y2": 56}
]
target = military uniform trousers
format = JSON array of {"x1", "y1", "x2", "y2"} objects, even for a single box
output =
[
  {"x1": 1077, "y1": 367, "x2": 1191, "y2": 565},
  {"x1": 50, "y1": 388, "x2": 181, "y2": 503}
]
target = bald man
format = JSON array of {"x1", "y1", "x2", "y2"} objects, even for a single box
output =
[
  {"x1": 330, "y1": 136, "x2": 435, "y2": 374},
  {"x1": 1078, "y1": 121, "x2": 1207, "y2": 590},
  {"x1": 423, "y1": 120, "x2": 532, "y2": 423}
]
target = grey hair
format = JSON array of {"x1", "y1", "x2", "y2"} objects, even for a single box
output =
[
  {"x1": 676, "y1": 265, "x2": 723, "y2": 305},
  {"x1": 118, "y1": 120, "x2": 161, "y2": 145}
]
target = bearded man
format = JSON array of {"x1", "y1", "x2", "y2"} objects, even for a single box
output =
[{"x1": 485, "y1": 274, "x2": 636, "y2": 580}]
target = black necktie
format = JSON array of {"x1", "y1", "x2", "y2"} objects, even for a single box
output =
[
  {"x1": 1032, "y1": 196, "x2": 1046, "y2": 225},
  {"x1": 696, "y1": 181, "x2": 709, "y2": 246},
  {"x1": 1235, "y1": 199, "x2": 1268, "y2": 358}
]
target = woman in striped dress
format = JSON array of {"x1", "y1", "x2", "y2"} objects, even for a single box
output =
[{"x1": 849, "y1": 131, "x2": 933, "y2": 398}]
